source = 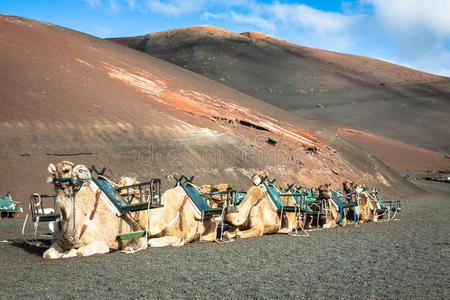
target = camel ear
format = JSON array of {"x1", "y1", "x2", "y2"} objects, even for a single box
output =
[{"x1": 48, "y1": 163, "x2": 57, "y2": 174}]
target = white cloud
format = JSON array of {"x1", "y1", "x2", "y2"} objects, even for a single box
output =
[
  {"x1": 146, "y1": 0, "x2": 206, "y2": 16},
  {"x1": 84, "y1": 0, "x2": 139, "y2": 13},
  {"x1": 269, "y1": 3, "x2": 353, "y2": 34},
  {"x1": 94, "y1": 24, "x2": 112, "y2": 37},
  {"x1": 84, "y1": 0, "x2": 102, "y2": 8},
  {"x1": 364, "y1": 0, "x2": 450, "y2": 36},
  {"x1": 125, "y1": 0, "x2": 137, "y2": 10},
  {"x1": 230, "y1": 11, "x2": 276, "y2": 32},
  {"x1": 360, "y1": 0, "x2": 450, "y2": 76}
]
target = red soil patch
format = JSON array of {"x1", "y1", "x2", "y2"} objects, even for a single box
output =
[{"x1": 103, "y1": 60, "x2": 320, "y2": 150}]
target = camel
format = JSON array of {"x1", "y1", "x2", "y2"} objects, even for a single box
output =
[
  {"x1": 43, "y1": 161, "x2": 147, "y2": 259},
  {"x1": 316, "y1": 184, "x2": 341, "y2": 228},
  {"x1": 353, "y1": 184, "x2": 377, "y2": 223},
  {"x1": 101, "y1": 176, "x2": 225, "y2": 247},
  {"x1": 357, "y1": 186, "x2": 381, "y2": 222},
  {"x1": 144, "y1": 184, "x2": 221, "y2": 247},
  {"x1": 223, "y1": 172, "x2": 298, "y2": 239}
]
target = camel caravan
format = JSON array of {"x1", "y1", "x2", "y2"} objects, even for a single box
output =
[{"x1": 24, "y1": 161, "x2": 401, "y2": 259}]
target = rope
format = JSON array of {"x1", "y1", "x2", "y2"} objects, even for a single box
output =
[
  {"x1": 355, "y1": 194, "x2": 361, "y2": 227},
  {"x1": 199, "y1": 212, "x2": 205, "y2": 242},
  {"x1": 288, "y1": 204, "x2": 309, "y2": 237},
  {"x1": 278, "y1": 206, "x2": 284, "y2": 232},
  {"x1": 72, "y1": 193, "x2": 77, "y2": 245},
  {"x1": 214, "y1": 205, "x2": 233, "y2": 243},
  {"x1": 33, "y1": 193, "x2": 41, "y2": 208},
  {"x1": 21, "y1": 214, "x2": 48, "y2": 247}
]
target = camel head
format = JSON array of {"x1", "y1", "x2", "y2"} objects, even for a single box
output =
[
  {"x1": 318, "y1": 184, "x2": 331, "y2": 200},
  {"x1": 354, "y1": 184, "x2": 364, "y2": 194},
  {"x1": 199, "y1": 183, "x2": 232, "y2": 194},
  {"x1": 47, "y1": 161, "x2": 91, "y2": 243},
  {"x1": 252, "y1": 171, "x2": 268, "y2": 186},
  {"x1": 47, "y1": 161, "x2": 91, "y2": 197},
  {"x1": 117, "y1": 177, "x2": 139, "y2": 197},
  {"x1": 342, "y1": 181, "x2": 355, "y2": 194}
]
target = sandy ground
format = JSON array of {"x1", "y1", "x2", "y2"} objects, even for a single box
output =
[{"x1": 0, "y1": 180, "x2": 448, "y2": 299}]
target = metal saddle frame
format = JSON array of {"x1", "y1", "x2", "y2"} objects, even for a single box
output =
[
  {"x1": 257, "y1": 176, "x2": 298, "y2": 213},
  {"x1": 329, "y1": 189, "x2": 358, "y2": 225},
  {"x1": 90, "y1": 166, "x2": 163, "y2": 241},
  {"x1": 369, "y1": 190, "x2": 401, "y2": 221},
  {"x1": 174, "y1": 175, "x2": 238, "y2": 218},
  {"x1": 30, "y1": 193, "x2": 59, "y2": 222},
  {"x1": 0, "y1": 192, "x2": 22, "y2": 218},
  {"x1": 283, "y1": 185, "x2": 324, "y2": 217}
]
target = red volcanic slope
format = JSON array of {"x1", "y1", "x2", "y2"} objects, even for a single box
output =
[
  {"x1": 0, "y1": 15, "x2": 421, "y2": 206},
  {"x1": 333, "y1": 127, "x2": 450, "y2": 171}
]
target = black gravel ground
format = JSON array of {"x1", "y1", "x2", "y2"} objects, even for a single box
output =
[{"x1": 1, "y1": 180, "x2": 449, "y2": 299}]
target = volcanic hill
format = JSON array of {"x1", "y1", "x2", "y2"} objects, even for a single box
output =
[
  {"x1": 110, "y1": 26, "x2": 450, "y2": 161},
  {"x1": 0, "y1": 15, "x2": 421, "y2": 207}
]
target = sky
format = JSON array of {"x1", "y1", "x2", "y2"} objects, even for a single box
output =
[{"x1": 2, "y1": 0, "x2": 449, "y2": 76}]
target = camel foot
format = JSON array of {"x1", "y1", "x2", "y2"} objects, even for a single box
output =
[
  {"x1": 62, "y1": 248, "x2": 78, "y2": 258},
  {"x1": 322, "y1": 222, "x2": 336, "y2": 229},
  {"x1": 43, "y1": 243, "x2": 64, "y2": 259},
  {"x1": 236, "y1": 229, "x2": 262, "y2": 239},
  {"x1": 223, "y1": 231, "x2": 237, "y2": 239},
  {"x1": 277, "y1": 228, "x2": 290, "y2": 234},
  {"x1": 77, "y1": 241, "x2": 110, "y2": 257},
  {"x1": 148, "y1": 236, "x2": 184, "y2": 247}
]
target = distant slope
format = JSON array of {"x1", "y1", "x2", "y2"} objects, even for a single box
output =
[
  {"x1": 109, "y1": 26, "x2": 450, "y2": 154},
  {"x1": 330, "y1": 126, "x2": 450, "y2": 171},
  {"x1": 0, "y1": 15, "x2": 421, "y2": 207}
]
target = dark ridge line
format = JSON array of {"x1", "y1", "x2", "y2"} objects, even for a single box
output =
[{"x1": 46, "y1": 152, "x2": 95, "y2": 157}]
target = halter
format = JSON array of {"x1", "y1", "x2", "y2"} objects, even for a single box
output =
[{"x1": 53, "y1": 177, "x2": 79, "y2": 245}]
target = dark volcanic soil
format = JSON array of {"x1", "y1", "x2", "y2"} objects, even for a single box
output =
[
  {"x1": 1, "y1": 180, "x2": 448, "y2": 299},
  {"x1": 109, "y1": 27, "x2": 450, "y2": 155}
]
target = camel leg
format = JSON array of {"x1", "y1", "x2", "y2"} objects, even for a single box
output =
[
  {"x1": 373, "y1": 212, "x2": 379, "y2": 222},
  {"x1": 305, "y1": 215, "x2": 314, "y2": 229},
  {"x1": 77, "y1": 241, "x2": 110, "y2": 257},
  {"x1": 43, "y1": 242, "x2": 64, "y2": 259},
  {"x1": 223, "y1": 226, "x2": 240, "y2": 239},
  {"x1": 236, "y1": 224, "x2": 264, "y2": 238},
  {"x1": 236, "y1": 208, "x2": 265, "y2": 238},
  {"x1": 278, "y1": 212, "x2": 297, "y2": 233},
  {"x1": 148, "y1": 236, "x2": 184, "y2": 247},
  {"x1": 130, "y1": 236, "x2": 148, "y2": 250},
  {"x1": 199, "y1": 220, "x2": 217, "y2": 242},
  {"x1": 62, "y1": 248, "x2": 79, "y2": 258}
]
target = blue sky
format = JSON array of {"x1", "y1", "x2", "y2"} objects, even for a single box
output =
[{"x1": 2, "y1": 0, "x2": 449, "y2": 76}]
